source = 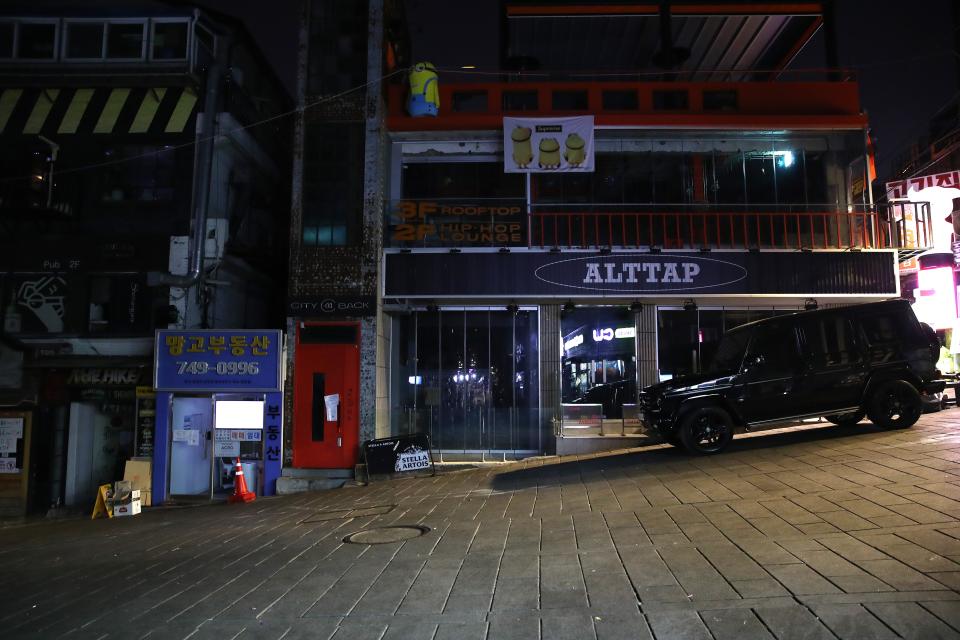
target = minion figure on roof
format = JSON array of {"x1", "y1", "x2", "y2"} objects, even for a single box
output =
[{"x1": 407, "y1": 62, "x2": 439, "y2": 117}]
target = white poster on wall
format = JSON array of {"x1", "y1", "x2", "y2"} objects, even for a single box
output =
[{"x1": 503, "y1": 116, "x2": 595, "y2": 173}]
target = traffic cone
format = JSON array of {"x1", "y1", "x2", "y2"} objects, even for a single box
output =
[{"x1": 228, "y1": 457, "x2": 256, "y2": 504}]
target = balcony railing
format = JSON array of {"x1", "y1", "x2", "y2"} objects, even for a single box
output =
[
  {"x1": 386, "y1": 76, "x2": 865, "y2": 131},
  {"x1": 384, "y1": 200, "x2": 932, "y2": 255}
]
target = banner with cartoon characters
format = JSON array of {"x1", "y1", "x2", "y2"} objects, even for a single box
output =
[{"x1": 503, "y1": 116, "x2": 594, "y2": 173}]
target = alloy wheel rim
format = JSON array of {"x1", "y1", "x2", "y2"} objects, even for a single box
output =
[{"x1": 693, "y1": 415, "x2": 727, "y2": 451}]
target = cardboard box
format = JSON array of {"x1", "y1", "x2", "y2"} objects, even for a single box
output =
[
  {"x1": 114, "y1": 500, "x2": 141, "y2": 517},
  {"x1": 123, "y1": 459, "x2": 152, "y2": 507}
]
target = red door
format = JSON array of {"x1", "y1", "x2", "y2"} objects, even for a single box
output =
[{"x1": 292, "y1": 323, "x2": 360, "y2": 469}]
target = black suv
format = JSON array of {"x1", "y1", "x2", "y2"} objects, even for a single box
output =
[{"x1": 640, "y1": 300, "x2": 943, "y2": 454}]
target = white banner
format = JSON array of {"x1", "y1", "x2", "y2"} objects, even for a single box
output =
[{"x1": 504, "y1": 116, "x2": 594, "y2": 173}]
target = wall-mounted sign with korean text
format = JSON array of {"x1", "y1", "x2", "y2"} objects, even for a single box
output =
[
  {"x1": 503, "y1": 116, "x2": 594, "y2": 173},
  {"x1": 387, "y1": 199, "x2": 527, "y2": 247},
  {"x1": 0, "y1": 417, "x2": 24, "y2": 474},
  {"x1": 154, "y1": 330, "x2": 283, "y2": 392},
  {"x1": 887, "y1": 169, "x2": 960, "y2": 274}
]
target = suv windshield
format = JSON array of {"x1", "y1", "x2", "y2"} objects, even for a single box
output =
[{"x1": 708, "y1": 328, "x2": 751, "y2": 374}]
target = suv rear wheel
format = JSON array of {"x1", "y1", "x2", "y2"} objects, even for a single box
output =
[
  {"x1": 825, "y1": 410, "x2": 865, "y2": 426},
  {"x1": 679, "y1": 406, "x2": 733, "y2": 454},
  {"x1": 866, "y1": 380, "x2": 922, "y2": 429}
]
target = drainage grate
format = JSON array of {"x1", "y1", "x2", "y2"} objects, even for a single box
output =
[
  {"x1": 343, "y1": 525, "x2": 430, "y2": 544},
  {"x1": 300, "y1": 504, "x2": 395, "y2": 524}
]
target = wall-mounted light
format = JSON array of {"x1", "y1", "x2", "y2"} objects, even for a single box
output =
[
  {"x1": 506, "y1": 303, "x2": 519, "y2": 314},
  {"x1": 804, "y1": 298, "x2": 818, "y2": 311},
  {"x1": 562, "y1": 301, "x2": 576, "y2": 314},
  {"x1": 683, "y1": 299, "x2": 697, "y2": 312},
  {"x1": 498, "y1": 247, "x2": 511, "y2": 253},
  {"x1": 629, "y1": 301, "x2": 643, "y2": 313}
]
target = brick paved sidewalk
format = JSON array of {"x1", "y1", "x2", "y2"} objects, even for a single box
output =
[{"x1": 2, "y1": 410, "x2": 960, "y2": 639}]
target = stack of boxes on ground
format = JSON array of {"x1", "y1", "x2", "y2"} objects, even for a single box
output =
[{"x1": 112, "y1": 480, "x2": 141, "y2": 517}]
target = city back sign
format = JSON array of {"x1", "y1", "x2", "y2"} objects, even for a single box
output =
[{"x1": 384, "y1": 251, "x2": 898, "y2": 297}]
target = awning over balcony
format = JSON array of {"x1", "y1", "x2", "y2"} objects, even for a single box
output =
[{"x1": 505, "y1": 2, "x2": 823, "y2": 80}]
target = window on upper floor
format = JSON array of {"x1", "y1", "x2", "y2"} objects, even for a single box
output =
[
  {"x1": 401, "y1": 162, "x2": 524, "y2": 200},
  {"x1": 0, "y1": 22, "x2": 14, "y2": 58},
  {"x1": 100, "y1": 146, "x2": 175, "y2": 203},
  {"x1": 2, "y1": 18, "x2": 189, "y2": 63},
  {"x1": 17, "y1": 21, "x2": 57, "y2": 59},
  {"x1": 106, "y1": 22, "x2": 145, "y2": 59},
  {"x1": 307, "y1": 1, "x2": 368, "y2": 95},
  {"x1": 302, "y1": 123, "x2": 364, "y2": 246},
  {"x1": 65, "y1": 22, "x2": 105, "y2": 59},
  {"x1": 151, "y1": 21, "x2": 189, "y2": 60}
]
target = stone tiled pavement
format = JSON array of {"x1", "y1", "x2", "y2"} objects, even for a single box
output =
[{"x1": 4, "y1": 411, "x2": 960, "y2": 639}]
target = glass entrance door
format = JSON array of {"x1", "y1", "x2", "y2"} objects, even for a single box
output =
[{"x1": 391, "y1": 307, "x2": 541, "y2": 456}]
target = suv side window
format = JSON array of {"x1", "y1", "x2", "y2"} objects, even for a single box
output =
[
  {"x1": 859, "y1": 312, "x2": 914, "y2": 346},
  {"x1": 799, "y1": 315, "x2": 859, "y2": 368},
  {"x1": 745, "y1": 323, "x2": 799, "y2": 377}
]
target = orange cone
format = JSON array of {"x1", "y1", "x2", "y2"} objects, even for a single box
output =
[{"x1": 228, "y1": 457, "x2": 256, "y2": 503}]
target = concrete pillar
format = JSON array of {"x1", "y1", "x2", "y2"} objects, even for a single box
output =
[
  {"x1": 637, "y1": 304, "x2": 658, "y2": 388},
  {"x1": 539, "y1": 304, "x2": 561, "y2": 451}
]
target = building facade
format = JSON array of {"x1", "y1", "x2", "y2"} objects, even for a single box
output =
[
  {"x1": 286, "y1": 0, "x2": 926, "y2": 477},
  {"x1": 0, "y1": 1, "x2": 290, "y2": 514}
]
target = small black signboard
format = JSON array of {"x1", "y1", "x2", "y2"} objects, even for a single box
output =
[{"x1": 363, "y1": 433, "x2": 435, "y2": 479}]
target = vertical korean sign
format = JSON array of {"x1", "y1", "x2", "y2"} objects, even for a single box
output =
[{"x1": 503, "y1": 116, "x2": 595, "y2": 173}]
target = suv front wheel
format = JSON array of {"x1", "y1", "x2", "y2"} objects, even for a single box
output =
[
  {"x1": 679, "y1": 406, "x2": 734, "y2": 454},
  {"x1": 866, "y1": 380, "x2": 922, "y2": 429}
]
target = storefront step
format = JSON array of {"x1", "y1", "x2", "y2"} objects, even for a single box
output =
[
  {"x1": 276, "y1": 476, "x2": 348, "y2": 495},
  {"x1": 276, "y1": 467, "x2": 354, "y2": 495},
  {"x1": 556, "y1": 435, "x2": 655, "y2": 456}
]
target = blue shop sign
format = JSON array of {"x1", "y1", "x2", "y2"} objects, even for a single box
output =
[{"x1": 155, "y1": 330, "x2": 283, "y2": 392}]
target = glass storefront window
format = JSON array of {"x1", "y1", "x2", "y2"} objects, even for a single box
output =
[
  {"x1": 391, "y1": 308, "x2": 540, "y2": 454},
  {"x1": 561, "y1": 306, "x2": 636, "y2": 418},
  {"x1": 657, "y1": 307, "x2": 797, "y2": 380}
]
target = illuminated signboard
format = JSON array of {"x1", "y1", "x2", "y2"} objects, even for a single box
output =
[
  {"x1": 592, "y1": 327, "x2": 636, "y2": 341},
  {"x1": 564, "y1": 334, "x2": 584, "y2": 352},
  {"x1": 388, "y1": 199, "x2": 526, "y2": 247},
  {"x1": 912, "y1": 266, "x2": 958, "y2": 330}
]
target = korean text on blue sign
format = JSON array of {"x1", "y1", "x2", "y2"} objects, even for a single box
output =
[{"x1": 155, "y1": 330, "x2": 282, "y2": 392}]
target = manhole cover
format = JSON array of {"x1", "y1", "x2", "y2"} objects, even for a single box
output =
[{"x1": 343, "y1": 525, "x2": 430, "y2": 544}]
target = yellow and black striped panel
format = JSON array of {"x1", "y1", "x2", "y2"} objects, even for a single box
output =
[{"x1": 0, "y1": 86, "x2": 200, "y2": 136}]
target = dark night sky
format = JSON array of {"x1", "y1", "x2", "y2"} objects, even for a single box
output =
[{"x1": 201, "y1": 0, "x2": 959, "y2": 181}]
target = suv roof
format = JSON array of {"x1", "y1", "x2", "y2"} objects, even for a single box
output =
[{"x1": 727, "y1": 299, "x2": 911, "y2": 334}]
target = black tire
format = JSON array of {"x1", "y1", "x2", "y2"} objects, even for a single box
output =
[
  {"x1": 679, "y1": 406, "x2": 734, "y2": 454},
  {"x1": 825, "y1": 410, "x2": 866, "y2": 426},
  {"x1": 866, "y1": 380, "x2": 922, "y2": 429}
]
